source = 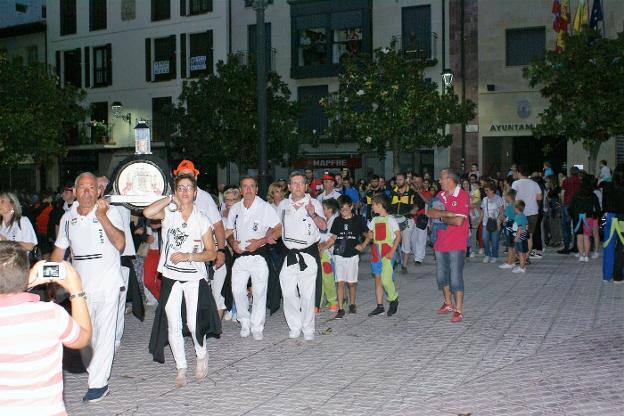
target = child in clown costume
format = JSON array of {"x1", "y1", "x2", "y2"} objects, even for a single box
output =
[
  {"x1": 365, "y1": 194, "x2": 401, "y2": 317},
  {"x1": 317, "y1": 198, "x2": 339, "y2": 313}
]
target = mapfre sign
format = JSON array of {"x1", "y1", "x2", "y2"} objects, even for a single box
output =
[{"x1": 294, "y1": 156, "x2": 362, "y2": 169}]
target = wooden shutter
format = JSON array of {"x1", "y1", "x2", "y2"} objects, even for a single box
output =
[
  {"x1": 84, "y1": 47, "x2": 90, "y2": 87},
  {"x1": 180, "y1": 33, "x2": 187, "y2": 78},
  {"x1": 106, "y1": 43, "x2": 112, "y2": 85},
  {"x1": 55, "y1": 50, "x2": 61, "y2": 81},
  {"x1": 169, "y1": 35, "x2": 177, "y2": 79},
  {"x1": 207, "y1": 30, "x2": 213, "y2": 74},
  {"x1": 145, "y1": 38, "x2": 152, "y2": 82}
]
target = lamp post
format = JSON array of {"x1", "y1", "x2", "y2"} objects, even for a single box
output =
[
  {"x1": 253, "y1": 0, "x2": 269, "y2": 195},
  {"x1": 111, "y1": 101, "x2": 131, "y2": 124},
  {"x1": 442, "y1": 68, "x2": 454, "y2": 88}
]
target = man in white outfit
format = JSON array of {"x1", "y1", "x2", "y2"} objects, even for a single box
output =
[
  {"x1": 226, "y1": 177, "x2": 281, "y2": 340},
  {"x1": 277, "y1": 171, "x2": 327, "y2": 341},
  {"x1": 51, "y1": 172, "x2": 126, "y2": 403},
  {"x1": 173, "y1": 160, "x2": 228, "y2": 318}
]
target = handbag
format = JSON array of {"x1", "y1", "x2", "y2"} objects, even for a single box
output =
[
  {"x1": 415, "y1": 214, "x2": 429, "y2": 230},
  {"x1": 485, "y1": 199, "x2": 498, "y2": 232},
  {"x1": 136, "y1": 241, "x2": 150, "y2": 257}
]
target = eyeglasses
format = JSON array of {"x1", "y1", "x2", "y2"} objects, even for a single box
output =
[{"x1": 176, "y1": 185, "x2": 195, "y2": 192}]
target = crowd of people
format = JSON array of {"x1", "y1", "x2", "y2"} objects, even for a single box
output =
[{"x1": 1, "y1": 157, "x2": 623, "y2": 414}]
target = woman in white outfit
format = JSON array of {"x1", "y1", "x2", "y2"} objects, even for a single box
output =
[
  {"x1": 0, "y1": 192, "x2": 38, "y2": 251},
  {"x1": 144, "y1": 174, "x2": 217, "y2": 388}
]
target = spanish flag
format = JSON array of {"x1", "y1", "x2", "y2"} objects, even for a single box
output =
[
  {"x1": 573, "y1": 0, "x2": 590, "y2": 33},
  {"x1": 552, "y1": 0, "x2": 570, "y2": 52}
]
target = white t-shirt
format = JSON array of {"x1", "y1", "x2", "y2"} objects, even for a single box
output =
[
  {"x1": 55, "y1": 204, "x2": 124, "y2": 294},
  {"x1": 600, "y1": 165, "x2": 612, "y2": 180},
  {"x1": 0, "y1": 217, "x2": 37, "y2": 245},
  {"x1": 480, "y1": 195, "x2": 504, "y2": 225},
  {"x1": 319, "y1": 213, "x2": 337, "y2": 244},
  {"x1": 317, "y1": 190, "x2": 341, "y2": 203},
  {"x1": 146, "y1": 225, "x2": 160, "y2": 250},
  {"x1": 512, "y1": 178, "x2": 542, "y2": 216},
  {"x1": 226, "y1": 196, "x2": 280, "y2": 252},
  {"x1": 116, "y1": 206, "x2": 136, "y2": 257},
  {"x1": 195, "y1": 188, "x2": 223, "y2": 225},
  {"x1": 158, "y1": 207, "x2": 212, "y2": 282},
  {"x1": 278, "y1": 194, "x2": 325, "y2": 250}
]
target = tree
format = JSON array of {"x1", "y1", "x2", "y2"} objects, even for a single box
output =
[
  {"x1": 524, "y1": 28, "x2": 624, "y2": 174},
  {"x1": 172, "y1": 55, "x2": 304, "y2": 173},
  {"x1": 0, "y1": 56, "x2": 86, "y2": 167},
  {"x1": 320, "y1": 41, "x2": 475, "y2": 174}
]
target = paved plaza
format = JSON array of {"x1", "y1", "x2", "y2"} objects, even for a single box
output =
[{"x1": 63, "y1": 250, "x2": 624, "y2": 416}]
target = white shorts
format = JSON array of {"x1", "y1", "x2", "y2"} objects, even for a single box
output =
[{"x1": 334, "y1": 255, "x2": 359, "y2": 283}]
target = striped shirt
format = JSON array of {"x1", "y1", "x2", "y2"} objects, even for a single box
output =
[{"x1": 0, "y1": 293, "x2": 80, "y2": 416}]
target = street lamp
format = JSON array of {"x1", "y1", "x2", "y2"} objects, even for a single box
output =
[
  {"x1": 134, "y1": 120, "x2": 151, "y2": 155},
  {"x1": 442, "y1": 68, "x2": 454, "y2": 88},
  {"x1": 111, "y1": 101, "x2": 132, "y2": 124}
]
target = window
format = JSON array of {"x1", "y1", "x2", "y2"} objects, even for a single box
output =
[
  {"x1": 16, "y1": 3, "x2": 27, "y2": 13},
  {"x1": 26, "y1": 46, "x2": 38, "y2": 65},
  {"x1": 90, "y1": 0, "x2": 107, "y2": 31},
  {"x1": 121, "y1": 0, "x2": 136, "y2": 20},
  {"x1": 93, "y1": 45, "x2": 112, "y2": 87},
  {"x1": 63, "y1": 49, "x2": 82, "y2": 88},
  {"x1": 244, "y1": 0, "x2": 273, "y2": 7},
  {"x1": 188, "y1": 32, "x2": 213, "y2": 78},
  {"x1": 151, "y1": 0, "x2": 170, "y2": 21},
  {"x1": 506, "y1": 27, "x2": 546, "y2": 66},
  {"x1": 290, "y1": 1, "x2": 372, "y2": 79},
  {"x1": 60, "y1": 0, "x2": 77, "y2": 36},
  {"x1": 248, "y1": 23, "x2": 272, "y2": 73},
  {"x1": 153, "y1": 36, "x2": 176, "y2": 81},
  {"x1": 90, "y1": 102, "x2": 109, "y2": 141},
  {"x1": 152, "y1": 97, "x2": 173, "y2": 141},
  {"x1": 188, "y1": 0, "x2": 212, "y2": 15},
  {"x1": 298, "y1": 85, "x2": 328, "y2": 135},
  {"x1": 402, "y1": 5, "x2": 434, "y2": 62}
]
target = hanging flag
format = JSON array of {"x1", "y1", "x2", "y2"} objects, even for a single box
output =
[
  {"x1": 573, "y1": 0, "x2": 590, "y2": 33},
  {"x1": 552, "y1": 0, "x2": 571, "y2": 52},
  {"x1": 589, "y1": 0, "x2": 604, "y2": 30}
]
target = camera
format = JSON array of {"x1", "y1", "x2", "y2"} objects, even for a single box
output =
[{"x1": 37, "y1": 262, "x2": 66, "y2": 281}]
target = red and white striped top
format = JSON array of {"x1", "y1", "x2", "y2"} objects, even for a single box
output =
[{"x1": 0, "y1": 293, "x2": 80, "y2": 416}]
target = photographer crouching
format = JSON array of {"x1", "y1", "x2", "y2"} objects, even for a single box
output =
[{"x1": 0, "y1": 241, "x2": 91, "y2": 415}]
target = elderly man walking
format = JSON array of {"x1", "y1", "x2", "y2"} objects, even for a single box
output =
[{"x1": 427, "y1": 169, "x2": 470, "y2": 323}]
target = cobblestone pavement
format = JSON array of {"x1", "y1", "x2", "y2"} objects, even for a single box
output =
[{"x1": 63, "y1": 250, "x2": 624, "y2": 416}]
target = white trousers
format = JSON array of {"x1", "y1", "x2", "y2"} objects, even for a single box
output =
[
  {"x1": 279, "y1": 252, "x2": 317, "y2": 337},
  {"x1": 231, "y1": 255, "x2": 268, "y2": 334},
  {"x1": 410, "y1": 226, "x2": 428, "y2": 262},
  {"x1": 115, "y1": 266, "x2": 130, "y2": 350},
  {"x1": 211, "y1": 264, "x2": 227, "y2": 311},
  {"x1": 164, "y1": 279, "x2": 206, "y2": 370},
  {"x1": 82, "y1": 291, "x2": 119, "y2": 389},
  {"x1": 400, "y1": 219, "x2": 415, "y2": 254}
]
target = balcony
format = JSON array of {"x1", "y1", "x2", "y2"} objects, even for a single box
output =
[
  {"x1": 393, "y1": 32, "x2": 438, "y2": 66},
  {"x1": 233, "y1": 48, "x2": 277, "y2": 73}
]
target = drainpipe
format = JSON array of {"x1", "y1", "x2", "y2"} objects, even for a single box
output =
[{"x1": 460, "y1": 0, "x2": 466, "y2": 173}]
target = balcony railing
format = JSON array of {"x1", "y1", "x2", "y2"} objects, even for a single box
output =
[
  {"x1": 393, "y1": 32, "x2": 438, "y2": 66},
  {"x1": 233, "y1": 48, "x2": 277, "y2": 72}
]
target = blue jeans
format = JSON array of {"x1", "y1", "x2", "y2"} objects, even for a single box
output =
[
  {"x1": 561, "y1": 204, "x2": 572, "y2": 248},
  {"x1": 482, "y1": 226, "x2": 500, "y2": 258},
  {"x1": 434, "y1": 250, "x2": 465, "y2": 293}
]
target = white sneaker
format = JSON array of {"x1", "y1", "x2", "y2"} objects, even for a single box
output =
[
  {"x1": 252, "y1": 332, "x2": 264, "y2": 341},
  {"x1": 489, "y1": 257, "x2": 497, "y2": 263},
  {"x1": 469, "y1": 252, "x2": 476, "y2": 258},
  {"x1": 579, "y1": 255, "x2": 585, "y2": 262},
  {"x1": 499, "y1": 263, "x2": 514, "y2": 269},
  {"x1": 592, "y1": 251, "x2": 600, "y2": 259},
  {"x1": 584, "y1": 256, "x2": 590, "y2": 262},
  {"x1": 482, "y1": 256, "x2": 490, "y2": 263},
  {"x1": 223, "y1": 311, "x2": 233, "y2": 321},
  {"x1": 574, "y1": 252, "x2": 580, "y2": 257},
  {"x1": 288, "y1": 330, "x2": 301, "y2": 339},
  {"x1": 303, "y1": 333, "x2": 314, "y2": 341},
  {"x1": 478, "y1": 248, "x2": 484, "y2": 255},
  {"x1": 240, "y1": 327, "x2": 251, "y2": 338},
  {"x1": 512, "y1": 266, "x2": 526, "y2": 273}
]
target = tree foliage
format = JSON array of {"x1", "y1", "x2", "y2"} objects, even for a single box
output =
[
  {"x1": 0, "y1": 56, "x2": 86, "y2": 166},
  {"x1": 172, "y1": 55, "x2": 304, "y2": 171},
  {"x1": 321, "y1": 42, "x2": 475, "y2": 173},
  {"x1": 524, "y1": 28, "x2": 624, "y2": 170}
]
